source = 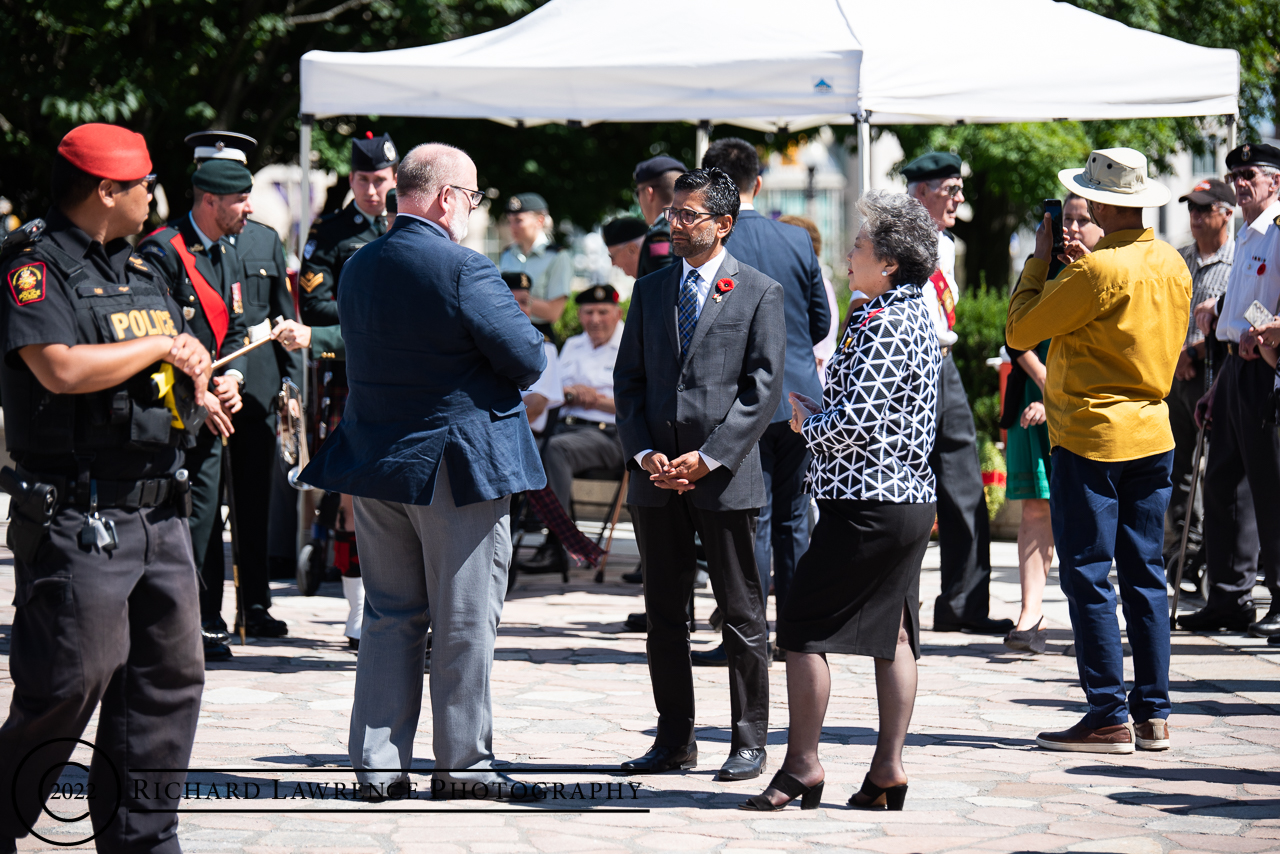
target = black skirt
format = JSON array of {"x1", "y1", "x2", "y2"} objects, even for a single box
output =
[{"x1": 777, "y1": 499, "x2": 936, "y2": 660}]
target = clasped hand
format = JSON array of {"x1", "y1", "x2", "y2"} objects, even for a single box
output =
[
  {"x1": 1034, "y1": 213, "x2": 1089, "y2": 265},
  {"x1": 789, "y1": 391, "x2": 821, "y2": 434},
  {"x1": 642, "y1": 451, "x2": 709, "y2": 493}
]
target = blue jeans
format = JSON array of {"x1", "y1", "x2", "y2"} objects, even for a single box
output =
[{"x1": 1049, "y1": 447, "x2": 1173, "y2": 728}]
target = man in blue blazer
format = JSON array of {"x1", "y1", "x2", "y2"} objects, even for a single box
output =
[
  {"x1": 615, "y1": 168, "x2": 786, "y2": 782},
  {"x1": 301, "y1": 143, "x2": 546, "y2": 801},
  {"x1": 698, "y1": 138, "x2": 830, "y2": 665}
]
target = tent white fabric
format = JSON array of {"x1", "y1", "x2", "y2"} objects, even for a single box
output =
[{"x1": 300, "y1": 0, "x2": 1239, "y2": 130}]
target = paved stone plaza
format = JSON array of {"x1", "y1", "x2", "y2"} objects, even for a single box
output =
[{"x1": 2, "y1": 525, "x2": 1278, "y2": 853}]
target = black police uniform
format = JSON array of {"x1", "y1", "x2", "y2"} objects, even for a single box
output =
[
  {"x1": 0, "y1": 210, "x2": 204, "y2": 851},
  {"x1": 138, "y1": 218, "x2": 248, "y2": 632},
  {"x1": 635, "y1": 212, "x2": 676, "y2": 280},
  {"x1": 224, "y1": 221, "x2": 303, "y2": 593}
]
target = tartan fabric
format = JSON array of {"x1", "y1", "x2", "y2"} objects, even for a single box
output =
[
  {"x1": 525, "y1": 486, "x2": 606, "y2": 567},
  {"x1": 678, "y1": 268, "x2": 700, "y2": 360}
]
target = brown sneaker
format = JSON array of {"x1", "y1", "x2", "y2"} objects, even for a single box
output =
[
  {"x1": 1134, "y1": 719, "x2": 1171, "y2": 750},
  {"x1": 1036, "y1": 721, "x2": 1134, "y2": 754}
]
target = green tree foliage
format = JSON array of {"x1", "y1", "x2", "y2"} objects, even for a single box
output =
[{"x1": 950, "y1": 280, "x2": 1010, "y2": 444}]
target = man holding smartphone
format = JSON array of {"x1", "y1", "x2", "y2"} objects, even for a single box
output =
[{"x1": 1180, "y1": 143, "x2": 1280, "y2": 637}]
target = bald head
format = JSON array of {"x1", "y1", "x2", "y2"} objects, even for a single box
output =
[{"x1": 396, "y1": 143, "x2": 478, "y2": 242}]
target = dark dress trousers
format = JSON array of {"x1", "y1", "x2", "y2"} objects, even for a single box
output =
[
  {"x1": 614, "y1": 252, "x2": 786, "y2": 752},
  {"x1": 725, "y1": 209, "x2": 829, "y2": 607},
  {"x1": 301, "y1": 216, "x2": 546, "y2": 505}
]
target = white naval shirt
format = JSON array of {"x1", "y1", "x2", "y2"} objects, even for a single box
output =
[
  {"x1": 559, "y1": 323, "x2": 624, "y2": 424},
  {"x1": 525, "y1": 340, "x2": 563, "y2": 433},
  {"x1": 921, "y1": 230, "x2": 960, "y2": 347},
  {"x1": 1217, "y1": 200, "x2": 1280, "y2": 343}
]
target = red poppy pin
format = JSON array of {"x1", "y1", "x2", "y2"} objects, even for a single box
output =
[{"x1": 712, "y1": 277, "x2": 734, "y2": 302}]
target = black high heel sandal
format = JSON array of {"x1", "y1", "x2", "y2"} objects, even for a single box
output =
[
  {"x1": 740, "y1": 770, "x2": 824, "y2": 811},
  {"x1": 847, "y1": 774, "x2": 908, "y2": 811}
]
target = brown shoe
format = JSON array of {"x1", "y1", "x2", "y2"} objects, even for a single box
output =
[
  {"x1": 1036, "y1": 721, "x2": 1134, "y2": 754},
  {"x1": 1134, "y1": 719, "x2": 1170, "y2": 751}
]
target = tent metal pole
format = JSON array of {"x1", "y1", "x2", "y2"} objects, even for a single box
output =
[
  {"x1": 299, "y1": 115, "x2": 314, "y2": 252},
  {"x1": 695, "y1": 120, "x2": 712, "y2": 166},
  {"x1": 1226, "y1": 113, "x2": 1238, "y2": 238},
  {"x1": 857, "y1": 113, "x2": 871, "y2": 199}
]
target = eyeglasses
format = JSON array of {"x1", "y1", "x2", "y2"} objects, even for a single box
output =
[
  {"x1": 663, "y1": 206, "x2": 717, "y2": 227},
  {"x1": 1187, "y1": 201, "x2": 1226, "y2": 215},
  {"x1": 1226, "y1": 168, "x2": 1264, "y2": 183},
  {"x1": 122, "y1": 174, "x2": 157, "y2": 194},
  {"x1": 936, "y1": 183, "x2": 964, "y2": 198},
  {"x1": 446, "y1": 185, "x2": 484, "y2": 208}
]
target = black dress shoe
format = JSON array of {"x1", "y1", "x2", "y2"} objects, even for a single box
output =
[
  {"x1": 717, "y1": 748, "x2": 766, "y2": 781},
  {"x1": 621, "y1": 742, "x2": 697, "y2": 774},
  {"x1": 621, "y1": 569, "x2": 643, "y2": 584},
  {"x1": 1248, "y1": 607, "x2": 1280, "y2": 638},
  {"x1": 621, "y1": 612, "x2": 648, "y2": 632},
  {"x1": 1268, "y1": 634, "x2": 1280, "y2": 646},
  {"x1": 518, "y1": 541, "x2": 568, "y2": 575},
  {"x1": 933, "y1": 616, "x2": 1015, "y2": 634},
  {"x1": 236, "y1": 605, "x2": 288, "y2": 638},
  {"x1": 203, "y1": 637, "x2": 232, "y2": 663},
  {"x1": 691, "y1": 644, "x2": 729, "y2": 667},
  {"x1": 348, "y1": 637, "x2": 359, "y2": 651},
  {"x1": 201, "y1": 617, "x2": 230, "y2": 644},
  {"x1": 1177, "y1": 605, "x2": 1256, "y2": 633}
]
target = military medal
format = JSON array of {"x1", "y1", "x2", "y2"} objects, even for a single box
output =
[{"x1": 231, "y1": 282, "x2": 244, "y2": 315}]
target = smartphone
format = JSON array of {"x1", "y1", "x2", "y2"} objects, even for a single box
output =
[
  {"x1": 1043, "y1": 199, "x2": 1064, "y2": 255},
  {"x1": 1245, "y1": 299, "x2": 1276, "y2": 329}
]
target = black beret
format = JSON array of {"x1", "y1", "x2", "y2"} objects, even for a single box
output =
[
  {"x1": 1226, "y1": 142, "x2": 1280, "y2": 171},
  {"x1": 185, "y1": 130, "x2": 257, "y2": 163},
  {"x1": 601, "y1": 216, "x2": 648, "y2": 247},
  {"x1": 192, "y1": 159, "x2": 253, "y2": 195},
  {"x1": 351, "y1": 132, "x2": 398, "y2": 172},
  {"x1": 634, "y1": 155, "x2": 687, "y2": 184},
  {"x1": 576, "y1": 284, "x2": 620, "y2": 305},
  {"x1": 385, "y1": 187, "x2": 397, "y2": 214},
  {"x1": 502, "y1": 271, "x2": 531, "y2": 291},
  {"x1": 506, "y1": 192, "x2": 548, "y2": 214},
  {"x1": 901, "y1": 151, "x2": 962, "y2": 183}
]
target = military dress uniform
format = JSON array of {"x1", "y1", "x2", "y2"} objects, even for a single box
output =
[
  {"x1": 498, "y1": 193, "x2": 574, "y2": 342},
  {"x1": 0, "y1": 203, "x2": 205, "y2": 850},
  {"x1": 632, "y1": 155, "x2": 686, "y2": 280}
]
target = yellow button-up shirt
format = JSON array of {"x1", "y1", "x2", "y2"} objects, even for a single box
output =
[{"x1": 1007, "y1": 228, "x2": 1191, "y2": 463}]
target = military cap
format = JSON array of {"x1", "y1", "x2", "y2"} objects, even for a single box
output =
[
  {"x1": 901, "y1": 151, "x2": 962, "y2": 183},
  {"x1": 1226, "y1": 142, "x2": 1280, "y2": 171},
  {"x1": 58, "y1": 124, "x2": 152, "y2": 182},
  {"x1": 601, "y1": 216, "x2": 648, "y2": 247},
  {"x1": 351, "y1": 131, "x2": 398, "y2": 172},
  {"x1": 385, "y1": 187, "x2": 398, "y2": 214},
  {"x1": 185, "y1": 130, "x2": 257, "y2": 164},
  {"x1": 506, "y1": 192, "x2": 548, "y2": 214},
  {"x1": 634, "y1": 155, "x2": 687, "y2": 184},
  {"x1": 192, "y1": 158, "x2": 253, "y2": 195},
  {"x1": 502, "y1": 271, "x2": 532, "y2": 291},
  {"x1": 576, "y1": 284, "x2": 620, "y2": 305},
  {"x1": 1179, "y1": 178, "x2": 1235, "y2": 206}
]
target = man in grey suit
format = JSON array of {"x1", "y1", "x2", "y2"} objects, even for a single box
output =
[
  {"x1": 615, "y1": 167, "x2": 786, "y2": 782},
  {"x1": 301, "y1": 143, "x2": 546, "y2": 801}
]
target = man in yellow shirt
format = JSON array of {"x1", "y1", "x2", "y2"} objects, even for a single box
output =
[{"x1": 1008, "y1": 148, "x2": 1191, "y2": 755}]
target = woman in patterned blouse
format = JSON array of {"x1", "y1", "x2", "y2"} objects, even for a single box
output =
[{"x1": 743, "y1": 191, "x2": 941, "y2": 813}]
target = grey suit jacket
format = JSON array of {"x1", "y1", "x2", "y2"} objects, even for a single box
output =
[{"x1": 614, "y1": 252, "x2": 786, "y2": 511}]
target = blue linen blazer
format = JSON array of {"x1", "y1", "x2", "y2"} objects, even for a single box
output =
[
  {"x1": 300, "y1": 217, "x2": 547, "y2": 506},
  {"x1": 725, "y1": 209, "x2": 829, "y2": 422}
]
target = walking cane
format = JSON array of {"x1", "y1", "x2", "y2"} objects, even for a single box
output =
[
  {"x1": 221, "y1": 435, "x2": 247, "y2": 645},
  {"x1": 1169, "y1": 344, "x2": 1214, "y2": 630}
]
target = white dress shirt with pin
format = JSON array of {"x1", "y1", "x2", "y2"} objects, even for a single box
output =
[
  {"x1": 559, "y1": 322, "x2": 623, "y2": 424},
  {"x1": 1217, "y1": 199, "x2": 1280, "y2": 344},
  {"x1": 526, "y1": 340, "x2": 563, "y2": 433},
  {"x1": 633, "y1": 248, "x2": 726, "y2": 470},
  {"x1": 921, "y1": 230, "x2": 961, "y2": 347}
]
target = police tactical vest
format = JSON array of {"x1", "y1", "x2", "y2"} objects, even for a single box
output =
[{"x1": 0, "y1": 235, "x2": 192, "y2": 455}]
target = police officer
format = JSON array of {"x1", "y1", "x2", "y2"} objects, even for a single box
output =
[
  {"x1": 632, "y1": 155, "x2": 686, "y2": 280},
  {"x1": 200, "y1": 133, "x2": 307, "y2": 623},
  {"x1": 0, "y1": 123, "x2": 213, "y2": 852},
  {"x1": 139, "y1": 156, "x2": 261, "y2": 661},
  {"x1": 499, "y1": 192, "x2": 573, "y2": 340}
]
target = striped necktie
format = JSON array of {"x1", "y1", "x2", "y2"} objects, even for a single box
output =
[{"x1": 678, "y1": 268, "x2": 701, "y2": 361}]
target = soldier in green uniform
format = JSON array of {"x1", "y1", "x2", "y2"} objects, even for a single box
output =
[
  {"x1": 139, "y1": 156, "x2": 261, "y2": 662},
  {"x1": 633, "y1": 155, "x2": 686, "y2": 280},
  {"x1": 294, "y1": 132, "x2": 397, "y2": 647},
  {"x1": 0, "y1": 122, "x2": 213, "y2": 853}
]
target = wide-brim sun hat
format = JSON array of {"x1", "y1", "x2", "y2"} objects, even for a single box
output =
[{"x1": 1058, "y1": 147, "x2": 1171, "y2": 208}]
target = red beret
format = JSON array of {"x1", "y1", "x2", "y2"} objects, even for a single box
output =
[{"x1": 57, "y1": 123, "x2": 152, "y2": 182}]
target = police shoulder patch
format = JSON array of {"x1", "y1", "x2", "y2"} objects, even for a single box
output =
[
  {"x1": 300, "y1": 271, "x2": 324, "y2": 293},
  {"x1": 7, "y1": 262, "x2": 46, "y2": 305}
]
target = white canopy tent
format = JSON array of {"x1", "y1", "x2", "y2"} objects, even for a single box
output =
[{"x1": 297, "y1": 0, "x2": 1239, "y2": 242}]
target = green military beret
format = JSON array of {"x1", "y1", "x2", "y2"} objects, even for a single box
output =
[
  {"x1": 192, "y1": 158, "x2": 253, "y2": 195},
  {"x1": 901, "y1": 151, "x2": 962, "y2": 183}
]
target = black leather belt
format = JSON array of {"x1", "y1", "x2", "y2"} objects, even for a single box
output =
[
  {"x1": 562, "y1": 416, "x2": 615, "y2": 432},
  {"x1": 18, "y1": 467, "x2": 185, "y2": 510},
  {"x1": 940, "y1": 345, "x2": 952, "y2": 358},
  {"x1": 1227, "y1": 342, "x2": 1239, "y2": 356}
]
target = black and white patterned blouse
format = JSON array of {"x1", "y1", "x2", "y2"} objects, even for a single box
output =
[{"x1": 802, "y1": 282, "x2": 940, "y2": 503}]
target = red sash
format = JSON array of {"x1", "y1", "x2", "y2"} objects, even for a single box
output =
[
  {"x1": 929, "y1": 269, "x2": 956, "y2": 330},
  {"x1": 169, "y1": 235, "x2": 229, "y2": 354}
]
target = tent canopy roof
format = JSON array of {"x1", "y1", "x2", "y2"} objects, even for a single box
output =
[{"x1": 300, "y1": 0, "x2": 1239, "y2": 130}]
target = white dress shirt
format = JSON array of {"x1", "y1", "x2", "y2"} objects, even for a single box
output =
[
  {"x1": 1217, "y1": 200, "x2": 1280, "y2": 344},
  {"x1": 559, "y1": 323, "x2": 623, "y2": 424},
  {"x1": 634, "y1": 248, "x2": 727, "y2": 471},
  {"x1": 525, "y1": 340, "x2": 563, "y2": 433},
  {"x1": 921, "y1": 230, "x2": 960, "y2": 347}
]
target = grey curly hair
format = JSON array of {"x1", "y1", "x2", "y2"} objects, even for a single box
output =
[{"x1": 856, "y1": 190, "x2": 940, "y2": 288}]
